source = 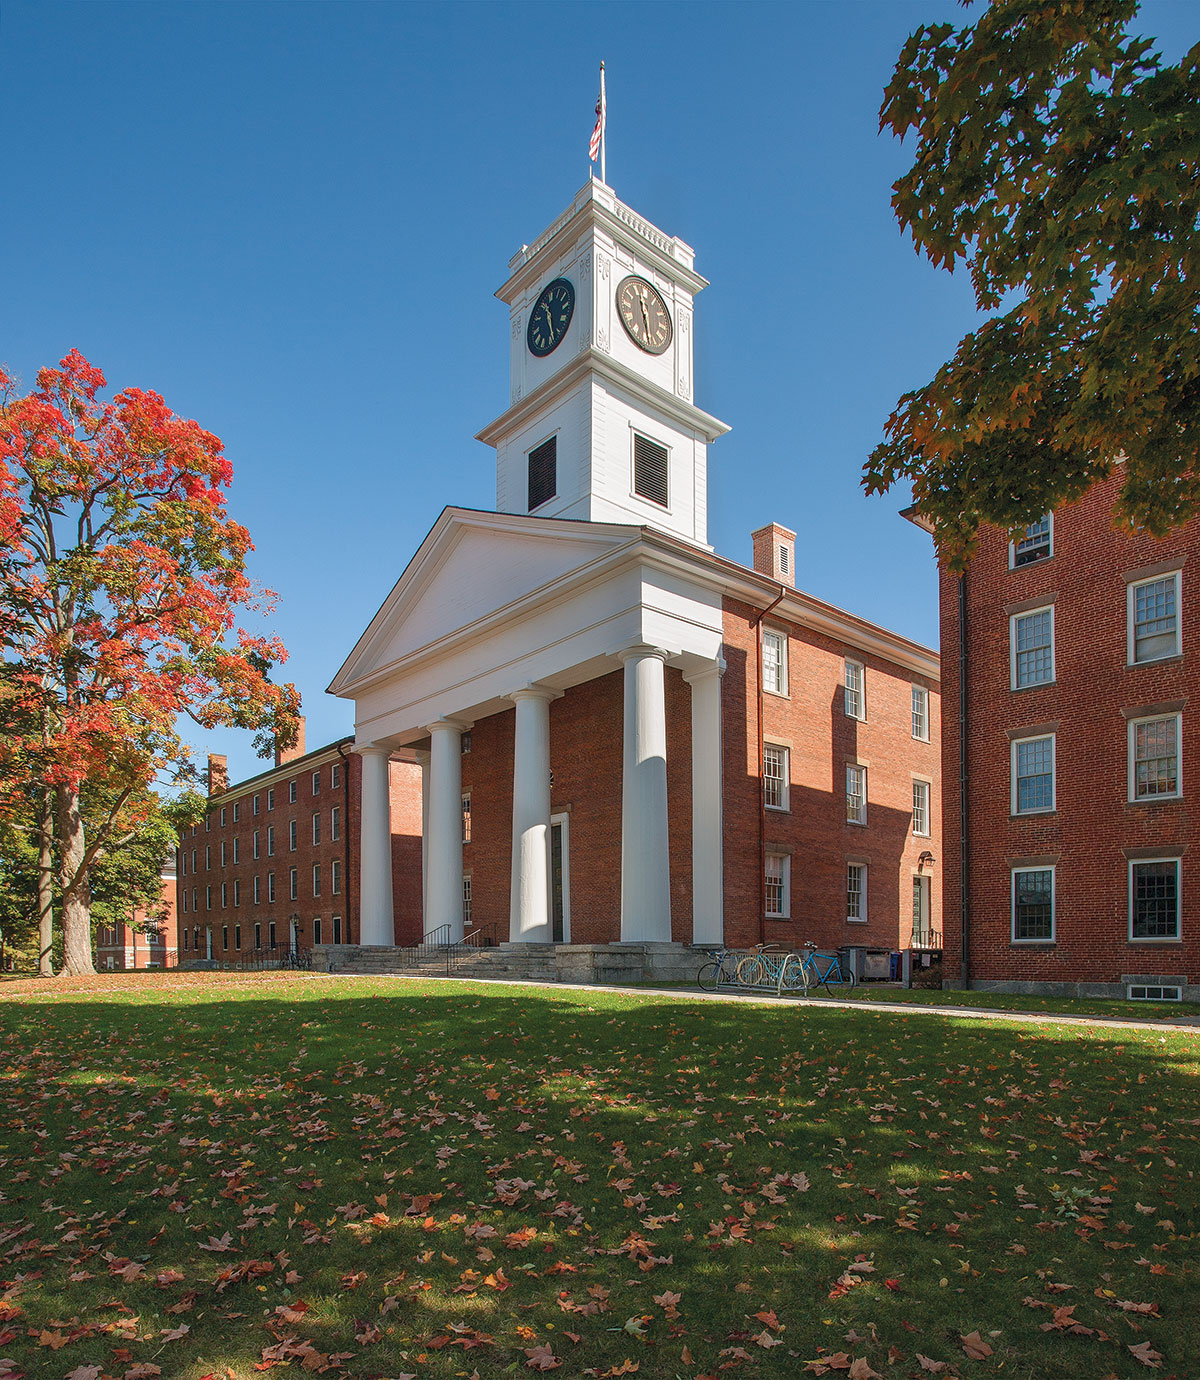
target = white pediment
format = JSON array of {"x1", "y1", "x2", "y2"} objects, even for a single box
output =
[{"x1": 329, "y1": 508, "x2": 641, "y2": 694}]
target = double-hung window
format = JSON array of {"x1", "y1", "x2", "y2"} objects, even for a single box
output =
[
  {"x1": 312, "y1": 770, "x2": 321, "y2": 796},
  {"x1": 844, "y1": 660, "x2": 865, "y2": 719},
  {"x1": 762, "y1": 629, "x2": 787, "y2": 695},
  {"x1": 253, "y1": 875, "x2": 260, "y2": 904},
  {"x1": 763, "y1": 743, "x2": 789, "y2": 810},
  {"x1": 461, "y1": 792, "x2": 472, "y2": 844},
  {"x1": 846, "y1": 863, "x2": 867, "y2": 923},
  {"x1": 1012, "y1": 867, "x2": 1054, "y2": 942},
  {"x1": 1011, "y1": 607, "x2": 1054, "y2": 688},
  {"x1": 289, "y1": 867, "x2": 298, "y2": 901},
  {"x1": 1012, "y1": 734, "x2": 1055, "y2": 814},
  {"x1": 1011, "y1": 515, "x2": 1052, "y2": 568},
  {"x1": 312, "y1": 812, "x2": 321, "y2": 845},
  {"x1": 1130, "y1": 859, "x2": 1180, "y2": 940},
  {"x1": 331, "y1": 806, "x2": 340, "y2": 841},
  {"x1": 253, "y1": 830, "x2": 260, "y2": 859},
  {"x1": 1129, "y1": 573, "x2": 1180, "y2": 663},
  {"x1": 331, "y1": 763, "x2": 341, "y2": 790},
  {"x1": 312, "y1": 863, "x2": 321, "y2": 898},
  {"x1": 912, "y1": 779, "x2": 930, "y2": 836},
  {"x1": 1129, "y1": 714, "x2": 1180, "y2": 801},
  {"x1": 846, "y1": 764, "x2": 867, "y2": 825},
  {"x1": 289, "y1": 819, "x2": 298, "y2": 851},
  {"x1": 765, "y1": 853, "x2": 790, "y2": 918},
  {"x1": 267, "y1": 826, "x2": 275, "y2": 856},
  {"x1": 911, "y1": 684, "x2": 929, "y2": 741},
  {"x1": 331, "y1": 859, "x2": 341, "y2": 895},
  {"x1": 267, "y1": 871, "x2": 276, "y2": 902}
]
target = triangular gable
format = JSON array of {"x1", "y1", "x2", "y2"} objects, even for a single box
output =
[{"x1": 329, "y1": 507, "x2": 641, "y2": 695}]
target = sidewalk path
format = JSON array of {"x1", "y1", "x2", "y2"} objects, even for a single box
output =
[{"x1": 359, "y1": 971, "x2": 1200, "y2": 1035}]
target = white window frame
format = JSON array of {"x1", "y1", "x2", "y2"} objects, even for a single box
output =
[
  {"x1": 267, "y1": 788, "x2": 275, "y2": 811},
  {"x1": 331, "y1": 806, "x2": 340, "y2": 841},
  {"x1": 253, "y1": 875, "x2": 260, "y2": 904},
  {"x1": 1127, "y1": 571, "x2": 1181, "y2": 665},
  {"x1": 844, "y1": 659, "x2": 866, "y2": 720},
  {"x1": 463, "y1": 872, "x2": 472, "y2": 930},
  {"x1": 288, "y1": 780, "x2": 297, "y2": 804},
  {"x1": 1011, "y1": 733, "x2": 1056, "y2": 815},
  {"x1": 1008, "y1": 513, "x2": 1053, "y2": 569},
  {"x1": 312, "y1": 863, "x2": 321, "y2": 898},
  {"x1": 253, "y1": 794, "x2": 260, "y2": 816},
  {"x1": 763, "y1": 742, "x2": 790, "y2": 811},
  {"x1": 765, "y1": 851, "x2": 791, "y2": 919},
  {"x1": 1010, "y1": 605, "x2": 1055, "y2": 689},
  {"x1": 462, "y1": 791, "x2": 471, "y2": 844},
  {"x1": 911, "y1": 684, "x2": 930, "y2": 741},
  {"x1": 312, "y1": 812, "x2": 321, "y2": 845},
  {"x1": 289, "y1": 867, "x2": 298, "y2": 901},
  {"x1": 846, "y1": 862, "x2": 867, "y2": 924},
  {"x1": 912, "y1": 778, "x2": 931, "y2": 837},
  {"x1": 331, "y1": 858, "x2": 341, "y2": 895},
  {"x1": 846, "y1": 763, "x2": 867, "y2": 825},
  {"x1": 313, "y1": 916, "x2": 322, "y2": 946},
  {"x1": 1128, "y1": 857, "x2": 1181, "y2": 942},
  {"x1": 267, "y1": 871, "x2": 275, "y2": 902},
  {"x1": 267, "y1": 826, "x2": 275, "y2": 857},
  {"x1": 331, "y1": 763, "x2": 341, "y2": 789},
  {"x1": 1128, "y1": 713, "x2": 1182, "y2": 803},
  {"x1": 289, "y1": 819, "x2": 297, "y2": 851},
  {"x1": 1011, "y1": 865, "x2": 1056, "y2": 943},
  {"x1": 253, "y1": 830, "x2": 260, "y2": 859},
  {"x1": 762, "y1": 628, "x2": 788, "y2": 696}
]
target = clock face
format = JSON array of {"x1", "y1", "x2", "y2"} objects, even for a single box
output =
[
  {"x1": 616, "y1": 275, "x2": 673, "y2": 355},
  {"x1": 527, "y1": 277, "x2": 575, "y2": 357}
]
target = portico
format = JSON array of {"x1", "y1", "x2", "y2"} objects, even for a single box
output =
[{"x1": 331, "y1": 508, "x2": 730, "y2": 948}]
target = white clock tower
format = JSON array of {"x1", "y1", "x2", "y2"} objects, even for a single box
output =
[{"x1": 476, "y1": 179, "x2": 729, "y2": 548}]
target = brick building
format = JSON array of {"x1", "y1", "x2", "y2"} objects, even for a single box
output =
[
  {"x1": 328, "y1": 179, "x2": 941, "y2": 959},
  {"x1": 175, "y1": 720, "x2": 422, "y2": 962},
  {"x1": 921, "y1": 472, "x2": 1199, "y2": 1002},
  {"x1": 95, "y1": 852, "x2": 179, "y2": 970}
]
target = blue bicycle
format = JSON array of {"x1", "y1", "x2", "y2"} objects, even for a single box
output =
[{"x1": 798, "y1": 943, "x2": 856, "y2": 992}]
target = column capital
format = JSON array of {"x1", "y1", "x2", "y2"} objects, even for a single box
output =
[
  {"x1": 506, "y1": 683, "x2": 563, "y2": 705},
  {"x1": 682, "y1": 656, "x2": 727, "y2": 685},
  {"x1": 352, "y1": 742, "x2": 393, "y2": 759},
  {"x1": 425, "y1": 716, "x2": 473, "y2": 736},
  {"x1": 616, "y1": 643, "x2": 669, "y2": 666}
]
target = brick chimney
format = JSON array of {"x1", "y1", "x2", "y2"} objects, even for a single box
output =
[
  {"x1": 751, "y1": 522, "x2": 796, "y2": 588},
  {"x1": 207, "y1": 753, "x2": 228, "y2": 797},
  {"x1": 275, "y1": 715, "x2": 306, "y2": 768}
]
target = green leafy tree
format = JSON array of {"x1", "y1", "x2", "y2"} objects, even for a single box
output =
[{"x1": 864, "y1": 0, "x2": 1200, "y2": 566}]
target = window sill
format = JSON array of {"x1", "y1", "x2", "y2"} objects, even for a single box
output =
[
  {"x1": 765, "y1": 804, "x2": 790, "y2": 813},
  {"x1": 1010, "y1": 809, "x2": 1056, "y2": 819},
  {"x1": 1011, "y1": 940, "x2": 1055, "y2": 947},
  {"x1": 845, "y1": 918, "x2": 869, "y2": 925},
  {"x1": 1127, "y1": 795, "x2": 1182, "y2": 805},
  {"x1": 846, "y1": 819, "x2": 868, "y2": 828},
  {"x1": 1128, "y1": 937, "x2": 1182, "y2": 945},
  {"x1": 763, "y1": 687, "x2": 790, "y2": 701},
  {"x1": 1128, "y1": 653, "x2": 1182, "y2": 669},
  {"x1": 765, "y1": 915, "x2": 791, "y2": 923},
  {"x1": 1012, "y1": 680, "x2": 1057, "y2": 693}
]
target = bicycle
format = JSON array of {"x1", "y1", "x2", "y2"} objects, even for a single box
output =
[
  {"x1": 696, "y1": 948, "x2": 739, "y2": 991},
  {"x1": 797, "y1": 943, "x2": 856, "y2": 993},
  {"x1": 735, "y1": 944, "x2": 807, "y2": 992}
]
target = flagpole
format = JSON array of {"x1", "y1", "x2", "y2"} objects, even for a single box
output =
[{"x1": 599, "y1": 61, "x2": 606, "y2": 185}]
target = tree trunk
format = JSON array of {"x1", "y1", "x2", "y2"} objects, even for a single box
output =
[
  {"x1": 57, "y1": 785, "x2": 95, "y2": 975},
  {"x1": 36, "y1": 786, "x2": 55, "y2": 977}
]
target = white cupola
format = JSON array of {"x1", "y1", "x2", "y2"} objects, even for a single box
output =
[{"x1": 475, "y1": 179, "x2": 729, "y2": 548}]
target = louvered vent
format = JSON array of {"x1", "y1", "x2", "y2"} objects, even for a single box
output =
[
  {"x1": 779, "y1": 544, "x2": 789, "y2": 576},
  {"x1": 527, "y1": 436, "x2": 557, "y2": 511},
  {"x1": 634, "y1": 433, "x2": 669, "y2": 508}
]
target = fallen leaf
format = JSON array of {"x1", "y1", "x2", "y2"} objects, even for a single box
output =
[
  {"x1": 960, "y1": 1332, "x2": 993, "y2": 1360},
  {"x1": 1128, "y1": 1341, "x2": 1163, "y2": 1369},
  {"x1": 524, "y1": 1343, "x2": 562, "y2": 1371}
]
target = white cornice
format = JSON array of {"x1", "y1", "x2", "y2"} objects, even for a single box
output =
[
  {"x1": 475, "y1": 347, "x2": 730, "y2": 448},
  {"x1": 329, "y1": 510, "x2": 939, "y2": 704},
  {"x1": 497, "y1": 180, "x2": 708, "y2": 303}
]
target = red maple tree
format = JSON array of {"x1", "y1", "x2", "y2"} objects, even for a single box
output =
[{"x1": 0, "y1": 350, "x2": 299, "y2": 974}]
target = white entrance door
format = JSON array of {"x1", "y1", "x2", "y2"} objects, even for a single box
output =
[{"x1": 550, "y1": 813, "x2": 571, "y2": 943}]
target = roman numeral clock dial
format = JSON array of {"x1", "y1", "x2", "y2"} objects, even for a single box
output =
[
  {"x1": 526, "y1": 277, "x2": 575, "y2": 357},
  {"x1": 616, "y1": 275, "x2": 672, "y2": 355}
]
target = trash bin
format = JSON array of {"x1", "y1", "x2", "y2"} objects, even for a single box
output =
[
  {"x1": 864, "y1": 948, "x2": 892, "y2": 981},
  {"x1": 839, "y1": 946, "x2": 866, "y2": 981},
  {"x1": 889, "y1": 950, "x2": 901, "y2": 981}
]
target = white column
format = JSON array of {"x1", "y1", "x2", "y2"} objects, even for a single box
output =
[
  {"x1": 684, "y1": 660, "x2": 724, "y2": 944},
  {"x1": 416, "y1": 749, "x2": 430, "y2": 934},
  {"x1": 509, "y1": 687, "x2": 556, "y2": 944},
  {"x1": 357, "y1": 745, "x2": 394, "y2": 947},
  {"x1": 619, "y1": 646, "x2": 672, "y2": 942},
  {"x1": 426, "y1": 720, "x2": 465, "y2": 943}
]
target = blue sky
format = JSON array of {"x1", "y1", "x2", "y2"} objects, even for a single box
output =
[{"x1": 4, "y1": 1, "x2": 1195, "y2": 782}]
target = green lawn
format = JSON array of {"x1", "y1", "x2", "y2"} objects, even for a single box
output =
[{"x1": 0, "y1": 973, "x2": 1196, "y2": 1380}]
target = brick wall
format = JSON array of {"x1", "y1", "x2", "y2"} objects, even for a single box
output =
[
  {"x1": 940, "y1": 473, "x2": 1199, "y2": 991},
  {"x1": 722, "y1": 598, "x2": 942, "y2": 952},
  {"x1": 176, "y1": 744, "x2": 422, "y2": 958}
]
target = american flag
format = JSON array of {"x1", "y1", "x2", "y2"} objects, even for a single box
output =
[{"x1": 589, "y1": 72, "x2": 605, "y2": 163}]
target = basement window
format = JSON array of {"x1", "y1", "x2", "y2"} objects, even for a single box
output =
[
  {"x1": 1127, "y1": 984, "x2": 1182, "y2": 1002},
  {"x1": 528, "y1": 436, "x2": 557, "y2": 511},
  {"x1": 633, "y1": 433, "x2": 669, "y2": 508}
]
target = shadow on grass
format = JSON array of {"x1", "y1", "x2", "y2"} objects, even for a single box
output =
[{"x1": 1, "y1": 981, "x2": 1198, "y2": 1380}]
